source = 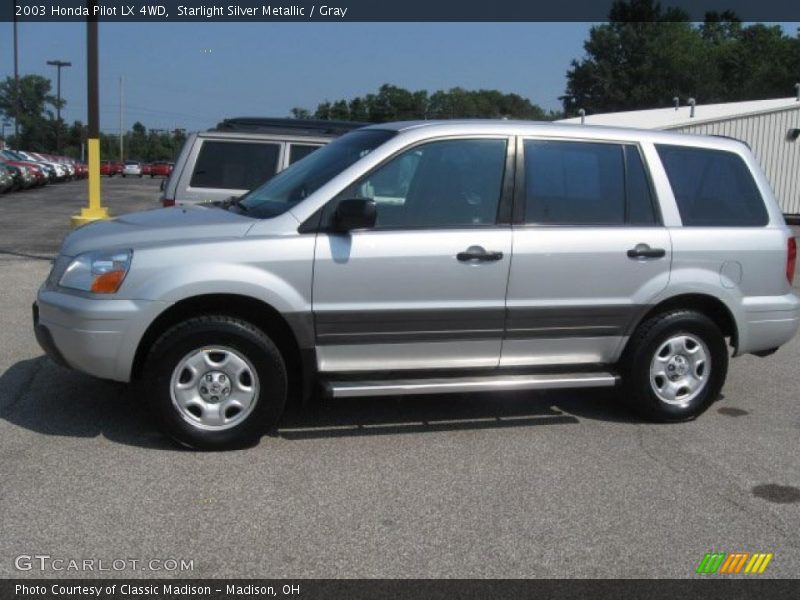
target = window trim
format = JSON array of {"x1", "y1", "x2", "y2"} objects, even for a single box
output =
[
  {"x1": 513, "y1": 136, "x2": 664, "y2": 228},
  {"x1": 309, "y1": 135, "x2": 516, "y2": 234}
]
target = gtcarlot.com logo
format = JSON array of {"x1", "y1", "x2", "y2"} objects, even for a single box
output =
[
  {"x1": 696, "y1": 552, "x2": 773, "y2": 575},
  {"x1": 14, "y1": 554, "x2": 194, "y2": 573}
]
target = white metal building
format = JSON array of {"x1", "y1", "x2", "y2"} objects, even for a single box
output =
[{"x1": 559, "y1": 97, "x2": 800, "y2": 216}]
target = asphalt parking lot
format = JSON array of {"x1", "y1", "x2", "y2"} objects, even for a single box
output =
[{"x1": 1, "y1": 177, "x2": 799, "y2": 579}]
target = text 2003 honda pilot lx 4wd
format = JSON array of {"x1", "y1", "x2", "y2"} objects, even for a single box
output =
[{"x1": 34, "y1": 121, "x2": 799, "y2": 449}]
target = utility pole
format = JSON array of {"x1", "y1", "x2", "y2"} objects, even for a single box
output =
[
  {"x1": 13, "y1": 10, "x2": 19, "y2": 143},
  {"x1": 71, "y1": 1, "x2": 109, "y2": 227},
  {"x1": 47, "y1": 59, "x2": 72, "y2": 153},
  {"x1": 119, "y1": 76, "x2": 124, "y2": 162}
]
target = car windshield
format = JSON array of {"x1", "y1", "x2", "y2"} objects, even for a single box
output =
[{"x1": 239, "y1": 129, "x2": 395, "y2": 219}]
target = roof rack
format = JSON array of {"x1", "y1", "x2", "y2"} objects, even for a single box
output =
[{"x1": 213, "y1": 117, "x2": 367, "y2": 136}]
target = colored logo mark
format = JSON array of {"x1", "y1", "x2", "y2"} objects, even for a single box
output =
[{"x1": 696, "y1": 552, "x2": 773, "y2": 574}]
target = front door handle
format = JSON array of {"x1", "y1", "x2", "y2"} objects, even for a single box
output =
[
  {"x1": 457, "y1": 246, "x2": 504, "y2": 262},
  {"x1": 627, "y1": 243, "x2": 666, "y2": 259}
]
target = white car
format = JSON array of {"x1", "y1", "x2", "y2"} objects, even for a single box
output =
[{"x1": 122, "y1": 161, "x2": 143, "y2": 177}]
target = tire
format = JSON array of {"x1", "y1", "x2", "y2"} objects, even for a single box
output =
[
  {"x1": 143, "y1": 315, "x2": 287, "y2": 450},
  {"x1": 621, "y1": 309, "x2": 728, "y2": 422}
]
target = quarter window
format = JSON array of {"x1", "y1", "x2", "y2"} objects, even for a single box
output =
[
  {"x1": 190, "y1": 141, "x2": 280, "y2": 190},
  {"x1": 337, "y1": 138, "x2": 507, "y2": 229},
  {"x1": 656, "y1": 144, "x2": 768, "y2": 227}
]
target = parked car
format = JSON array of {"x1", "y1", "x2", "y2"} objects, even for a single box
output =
[
  {"x1": 0, "y1": 150, "x2": 49, "y2": 186},
  {"x1": 0, "y1": 165, "x2": 13, "y2": 193},
  {"x1": 74, "y1": 161, "x2": 88, "y2": 179},
  {"x1": 149, "y1": 161, "x2": 173, "y2": 178},
  {"x1": 141, "y1": 163, "x2": 152, "y2": 176},
  {"x1": 122, "y1": 161, "x2": 143, "y2": 177},
  {"x1": 101, "y1": 160, "x2": 124, "y2": 177},
  {"x1": 34, "y1": 121, "x2": 800, "y2": 450},
  {"x1": 161, "y1": 117, "x2": 364, "y2": 206},
  {"x1": 0, "y1": 160, "x2": 35, "y2": 190}
]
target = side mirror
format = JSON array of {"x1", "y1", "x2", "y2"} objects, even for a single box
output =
[{"x1": 333, "y1": 198, "x2": 377, "y2": 232}]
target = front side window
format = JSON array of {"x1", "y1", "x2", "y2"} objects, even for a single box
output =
[
  {"x1": 655, "y1": 144, "x2": 767, "y2": 227},
  {"x1": 190, "y1": 141, "x2": 280, "y2": 191},
  {"x1": 336, "y1": 138, "x2": 507, "y2": 229}
]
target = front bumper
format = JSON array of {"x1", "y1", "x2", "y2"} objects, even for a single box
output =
[
  {"x1": 33, "y1": 289, "x2": 165, "y2": 382},
  {"x1": 32, "y1": 302, "x2": 69, "y2": 368}
]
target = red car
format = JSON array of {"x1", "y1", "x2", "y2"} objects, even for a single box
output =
[
  {"x1": 149, "y1": 161, "x2": 173, "y2": 178},
  {"x1": 100, "y1": 161, "x2": 124, "y2": 176},
  {"x1": 141, "y1": 163, "x2": 153, "y2": 176}
]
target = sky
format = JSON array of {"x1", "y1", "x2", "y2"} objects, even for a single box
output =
[
  {"x1": 0, "y1": 22, "x2": 594, "y2": 133},
  {"x1": 1, "y1": 22, "x2": 798, "y2": 135}
]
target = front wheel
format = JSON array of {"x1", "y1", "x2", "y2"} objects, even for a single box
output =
[
  {"x1": 621, "y1": 309, "x2": 728, "y2": 422},
  {"x1": 143, "y1": 316, "x2": 287, "y2": 450}
]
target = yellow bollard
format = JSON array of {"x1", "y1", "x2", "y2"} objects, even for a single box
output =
[{"x1": 71, "y1": 138, "x2": 109, "y2": 227}]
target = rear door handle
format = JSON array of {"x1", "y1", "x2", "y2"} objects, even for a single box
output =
[
  {"x1": 457, "y1": 246, "x2": 504, "y2": 262},
  {"x1": 627, "y1": 243, "x2": 666, "y2": 259}
]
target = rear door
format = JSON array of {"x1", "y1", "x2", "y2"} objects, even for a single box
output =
[
  {"x1": 312, "y1": 136, "x2": 514, "y2": 373},
  {"x1": 503, "y1": 137, "x2": 672, "y2": 367}
]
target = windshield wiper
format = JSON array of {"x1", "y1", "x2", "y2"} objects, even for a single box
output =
[{"x1": 213, "y1": 195, "x2": 248, "y2": 213}]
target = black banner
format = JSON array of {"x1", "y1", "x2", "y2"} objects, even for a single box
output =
[
  {"x1": 2, "y1": 0, "x2": 800, "y2": 22},
  {"x1": 2, "y1": 579, "x2": 800, "y2": 600}
]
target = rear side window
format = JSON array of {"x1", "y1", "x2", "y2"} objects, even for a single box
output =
[
  {"x1": 289, "y1": 144, "x2": 321, "y2": 164},
  {"x1": 655, "y1": 144, "x2": 768, "y2": 226},
  {"x1": 190, "y1": 141, "x2": 280, "y2": 190},
  {"x1": 524, "y1": 140, "x2": 657, "y2": 225}
]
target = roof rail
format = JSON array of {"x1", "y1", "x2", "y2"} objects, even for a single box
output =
[{"x1": 213, "y1": 117, "x2": 367, "y2": 136}]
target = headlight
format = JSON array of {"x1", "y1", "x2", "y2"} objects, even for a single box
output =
[{"x1": 59, "y1": 250, "x2": 133, "y2": 294}]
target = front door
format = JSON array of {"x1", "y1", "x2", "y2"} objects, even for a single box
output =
[{"x1": 312, "y1": 136, "x2": 514, "y2": 373}]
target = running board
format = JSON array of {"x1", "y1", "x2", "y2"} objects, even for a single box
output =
[{"x1": 325, "y1": 372, "x2": 618, "y2": 398}]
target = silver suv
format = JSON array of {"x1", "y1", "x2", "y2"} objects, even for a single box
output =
[{"x1": 34, "y1": 121, "x2": 800, "y2": 449}]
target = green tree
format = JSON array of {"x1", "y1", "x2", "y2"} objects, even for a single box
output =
[
  {"x1": 563, "y1": 0, "x2": 800, "y2": 115},
  {"x1": 290, "y1": 107, "x2": 311, "y2": 119},
  {"x1": 303, "y1": 83, "x2": 552, "y2": 123},
  {"x1": 0, "y1": 74, "x2": 61, "y2": 150}
]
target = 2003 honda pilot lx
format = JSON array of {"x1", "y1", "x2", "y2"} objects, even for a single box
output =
[{"x1": 34, "y1": 121, "x2": 800, "y2": 449}]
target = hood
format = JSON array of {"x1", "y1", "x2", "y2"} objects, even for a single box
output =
[{"x1": 60, "y1": 205, "x2": 255, "y2": 256}]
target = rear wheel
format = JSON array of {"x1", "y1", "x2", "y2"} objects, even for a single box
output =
[
  {"x1": 621, "y1": 309, "x2": 728, "y2": 422},
  {"x1": 143, "y1": 315, "x2": 287, "y2": 450}
]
